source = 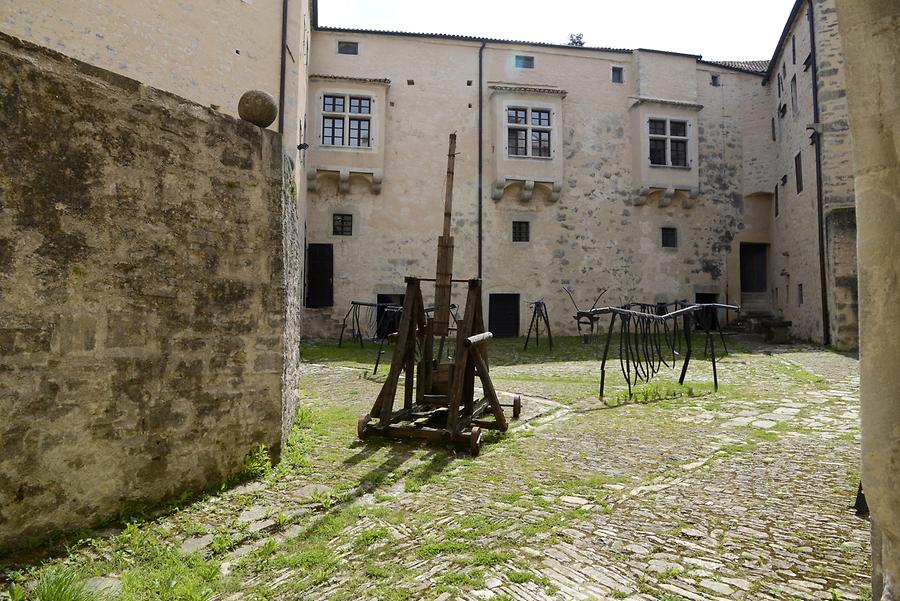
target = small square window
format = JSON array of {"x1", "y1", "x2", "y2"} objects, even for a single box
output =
[
  {"x1": 515, "y1": 55, "x2": 534, "y2": 69},
  {"x1": 531, "y1": 109, "x2": 550, "y2": 127},
  {"x1": 349, "y1": 97, "x2": 370, "y2": 114},
  {"x1": 669, "y1": 121, "x2": 687, "y2": 137},
  {"x1": 710, "y1": 74, "x2": 721, "y2": 87},
  {"x1": 611, "y1": 66, "x2": 624, "y2": 83},
  {"x1": 649, "y1": 119, "x2": 667, "y2": 136},
  {"x1": 661, "y1": 227, "x2": 678, "y2": 248},
  {"x1": 512, "y1": 221, "x2": 530, "y2": 242},
  {"x1": 337, "y1": 41, "x2": 358, "y2": 55},
  {"x1": 507, "y1": 108, "x2": 527, "y2": 124},
  {"x1": 323, "y1": 94, "x2": 344, "y2": 113},
  {"x1": 333, "y1": 213, "x2": 353, "y2": 236}
]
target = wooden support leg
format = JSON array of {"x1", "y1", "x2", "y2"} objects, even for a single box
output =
[{"x1": 471, "y1": 345, "x2": 508, "y2": 432}]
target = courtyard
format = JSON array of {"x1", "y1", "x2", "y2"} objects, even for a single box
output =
[{"x1": 3, "y1": 334, "x2": 870, "y2": 600}]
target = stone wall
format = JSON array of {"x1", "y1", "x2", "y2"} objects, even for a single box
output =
[{"x1": 0, "y1": 32, "x2": 300, "y2": 551}]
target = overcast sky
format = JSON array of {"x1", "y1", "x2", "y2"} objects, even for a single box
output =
[{"x1": 317, "y1": 0, "x2": 796, "y2": 61}]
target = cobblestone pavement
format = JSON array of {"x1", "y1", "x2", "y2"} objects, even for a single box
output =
[{"x1": 4, "y1": 336, "x2": 870, "y2": 601}]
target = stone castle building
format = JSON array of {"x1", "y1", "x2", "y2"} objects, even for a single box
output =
[
  {"x1": 1, "y1": 0, "x2": 872, "y2": 556},
  {"x1": 3, "y1": 0, "x2": 858, "y2": 350}
]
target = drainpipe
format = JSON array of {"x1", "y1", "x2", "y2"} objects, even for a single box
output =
[
  {"x1": 277, "y1": 0, "x2": 289, "y2": 134},
  {"x1": 807, "y1": 0, "x2": 831, "y2": 346},
  {"x1": 477, "y1": 41, "x2": 485, "y2": 280}
]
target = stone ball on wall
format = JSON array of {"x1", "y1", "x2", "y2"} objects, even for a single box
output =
[{"x1": 238, "y1": 90, "x2": 278, "y2": 128}]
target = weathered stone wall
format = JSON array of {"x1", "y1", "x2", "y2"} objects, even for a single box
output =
[
  {"x1": 766, "y1": 0, "x2": 858, "y2": 348},
  {"x1": 0, "y1": 32, "x2": 299, "y2": 551},
  {"x1": 303, "y1": 32, "x2": 766, "y2": 338}
]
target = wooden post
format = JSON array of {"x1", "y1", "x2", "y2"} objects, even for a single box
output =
[{"x1": 433, "y1": 133, "x2": 457, "y2": 337}]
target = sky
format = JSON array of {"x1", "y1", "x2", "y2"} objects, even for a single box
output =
[{"x1": 317, "y1": 0, "x2": 797, "y2": 62}]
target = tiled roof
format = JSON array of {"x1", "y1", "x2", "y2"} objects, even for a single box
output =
[
  {"x1": 706, "y1": 60, "x2": 770, "y2": 74},
  {"x1": 315, "y1": 26, "x2": 632, "y2": 54}
]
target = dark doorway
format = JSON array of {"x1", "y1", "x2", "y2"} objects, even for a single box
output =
[
  {"x1": 489, "y1": 293, "x2": 520, "y2": 338},
  {"x1": 740, "y1": 243, "x2": 768, "y2": 293},
  {"x1": 305, "y1": 243, "x2": 333, "y2": 308},
  {"x1": 694, "y1": 292, "x2": 719, "y2": 331},
  {"x1": 376, "y1": 293, "x2": 404, "y2": 339}
]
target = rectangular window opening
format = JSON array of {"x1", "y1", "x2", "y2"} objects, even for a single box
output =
[
  {"x1": 320, "y1": 93, "x2": 372, "y2": 148},
  {"x1": 775, "y1": 185, "x2": 780, "y2": 217},
  {"x1": 512, "y1": 221, "x2": 530, "y2": 242},
  {"x1": 710, "y1": 73, "x2": 721, "y2": 87},
  {"x1": 337, "y1": 41, "x2": 358, "y2": 55},
  {"x1": 515, "y1": 55, "x2": 534, "y2": 69},
  {"x1": 332, "y1": 213, "x2": 353, "y2": 236},
  {"x1": 798, "y1": 283, "x2": 804, "y2": 305},
  {"x1": 611, "y1": 66, "x2": 624, "y2": 83},
  {"x1": 795, "y1": 152, "x2": 804, "y2": 193},
  {"x1": 661, "y1": 227, "x2": 678, "y2": 248},
  {"x1": 648, "y1": 119, "x2": 688, "y2": 167},
  {"x1": 790, "y1": 75, "x2": 799, "y2": 116}
]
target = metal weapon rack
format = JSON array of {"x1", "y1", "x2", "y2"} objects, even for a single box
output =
[{"x1": 357, "y1": 134, "x2": 519, "y2": 455}]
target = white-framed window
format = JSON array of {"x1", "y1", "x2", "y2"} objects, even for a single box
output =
[
  {"x1": 506, "y1": 106, "x2": 552, "y2": 158},
  {"x1": 321, "y1": 93, "x2": 372, "y2": 148},
  {"x1": 648, "y1": 118, "x2": 689, "y2": 167},
  {"x1": 611, "y1": 66, "x2": 624, "y2": 84}
]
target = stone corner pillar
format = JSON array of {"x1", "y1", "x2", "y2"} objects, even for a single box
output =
[{"x1": 833, "y1": 0, "x2": 900, "y2": 598}]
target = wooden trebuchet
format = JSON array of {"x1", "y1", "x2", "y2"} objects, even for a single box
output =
[
  {"x1": 432, "y1": 133, "x2": 456, "y2": 337},
  {"x1": 357, "y1": 134, "x2": 519, "y2": 456}
]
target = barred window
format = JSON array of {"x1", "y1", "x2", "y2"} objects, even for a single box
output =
[
  {"x1": 337, "y1": 41, "x2": 358, "y2": 55},
  {"x1": 506, "y1": 106, "x2": 552, "y2": 159},
  {"x1": 661, "y1": 227, "x2": 678, "y2": 248},
  {"x1": 320, "y1": 93, "x2": 372, "y2": 148},
  {"x1": 332, "y1": 213, "x2": 353, "y2": 236},
  {"x1": 611, "y1": 66, "x2": 624, "y2": 83},
  {"x1": 512, "y1": 221, "x2": 530, "y2": 242}
]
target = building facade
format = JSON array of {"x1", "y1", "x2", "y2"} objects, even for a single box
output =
[
  {"x1": 1, "y1": 0, "x2": 857, "y2": 349},
  {"x1": 301, "y1": 0, "x2": 857, "y2": 349}
]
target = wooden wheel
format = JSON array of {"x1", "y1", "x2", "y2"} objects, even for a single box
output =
[
  {"x1": 358, "y1": 413, "x2": 371, "y2": 440},
  {"x1": 469, "y1": 426, "x2": 483, "y2": 456},
  {"x1": 512, "y1": 395, "x2": 522, "y2": 419}
]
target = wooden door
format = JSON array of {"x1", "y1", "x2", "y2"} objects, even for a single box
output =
[
  {"x1": 305, "y1": 243, "x2": 333, "y2": 308},
  {"x1": 740, "y1": 244, "x2": 767, "y2": 293},
  {"x1": 488, "y1": 293, "x2": 520, "y2": 338}
]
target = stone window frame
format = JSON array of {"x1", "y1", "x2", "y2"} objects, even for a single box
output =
[
  {"x1": 504, "y1": 102, "x2": 555, "y2": 160},
  {"x1": 337, "y1": 41, "x2": 359, "y2": 55},
  {"x1": 515, "y1": 55, "x2": 535, "y2": 69},
  {"x1": 316, "y1": 89, "x2": 377, "y2": 152},
  {"x1": 660, "y1": 226, "x2": 679, "y2": 249},
  {"x1": 611, "y1": 66, "x2": 625, "y2": 84},
  {"x1": 332, "y1": 213, "x2": 353, "y2": 236},
  {"x1": 647, "y1": 116, "x2": 692, "y2": 169},
  {"x1": 512, "y1": 220, "x2": 530, "y2": 243}
]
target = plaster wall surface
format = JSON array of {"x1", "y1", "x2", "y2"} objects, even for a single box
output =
[
  {"x1": 0, "y1": 33, "x2": 300, "y2": 551},
  {"x1": 304, "y1": 31, "x2": 768, "y2": 338}
]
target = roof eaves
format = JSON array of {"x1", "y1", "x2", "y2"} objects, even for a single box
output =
[
  {"x1": 313, "y1": 26, "x2": 633, "y2": 54},
  {"x1": 699, "y1": 59, "x2": 768, "y2": 76},
  {"x1": 763, "y1": 0, "x2": 805, "y2": 84}
]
